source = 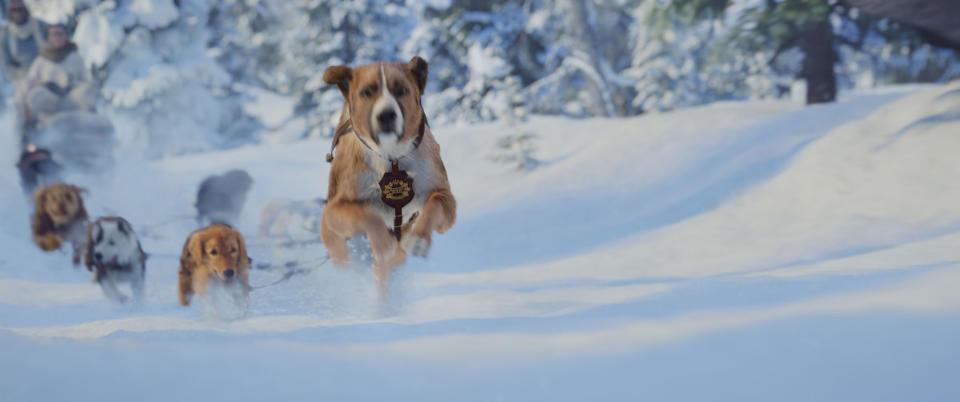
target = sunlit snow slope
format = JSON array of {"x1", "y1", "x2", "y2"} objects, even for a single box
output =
[{"x1": 1, "y1": 83, "x2": 959, "y2": 401}]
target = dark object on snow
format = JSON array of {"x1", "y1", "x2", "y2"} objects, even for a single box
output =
[
  {"x1": 16, "y1": 145, "x2": 62, "y2": 197},
  {"x1": 196, "y1": 169, "x2": 253, "y2": 227}
]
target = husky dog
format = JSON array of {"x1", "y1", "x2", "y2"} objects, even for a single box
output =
[{"x1": 84, "y1": 217, "x2": 148, "y2": 303}]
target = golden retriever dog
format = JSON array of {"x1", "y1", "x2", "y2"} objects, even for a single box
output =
[
  {"x1": 177, "y1": 224, "x2": 250, "y2": 307},
  {"x1": 321, "y1": 57, "x2": 456, "y2": 298},
  {"x1": 31, "y1": 182, "x2": 89, "y2": 265}
]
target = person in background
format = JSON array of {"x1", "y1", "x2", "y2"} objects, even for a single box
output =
[
  {"x1": 0, "y1": 0, "x2": 46, "y2": 83},
  {"x1": 23, "y1": 24, "x2": 95, "y2": 123}
]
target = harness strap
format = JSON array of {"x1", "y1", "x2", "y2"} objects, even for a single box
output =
[{"x1": 326, "y1": 101, "x2": 428, "y2": 163}]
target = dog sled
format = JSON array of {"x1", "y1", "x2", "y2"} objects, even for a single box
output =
[{"x1": 18, "y1": 108, "x2": 116, "y2": 195}]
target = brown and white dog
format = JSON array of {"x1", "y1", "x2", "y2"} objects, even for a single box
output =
[
  {"x1": 321, "y1": 57, "x2": 456, "y2": 297},
  {"x1": 177, "y1": 223, "x2": 250, "y2": 307},
  {"x1": 31, "y1": 182, "x2": 89, "y2": 265},
  {"x1": 84, "y1": 217, "x2": 148, "y2": 303}
]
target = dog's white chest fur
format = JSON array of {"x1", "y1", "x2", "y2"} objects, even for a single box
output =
[
  {"x1": 360, "y1": 154, "x2": 435, "y2": 229},
  {"x1": 88, "y1": 218, "x2": 147, "y2": 303}
]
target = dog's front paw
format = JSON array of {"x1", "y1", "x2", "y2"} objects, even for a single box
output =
[
  {"x1": 401, "y1": 234, "x2": 430, "y2": 258},
  {"x1": 34, "y1": 234, "x2": 61, "y2": 251}
]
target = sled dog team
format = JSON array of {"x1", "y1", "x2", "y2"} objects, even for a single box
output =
[{"x1": 25, "y1": 57, "x2": 456, "y2": 309}]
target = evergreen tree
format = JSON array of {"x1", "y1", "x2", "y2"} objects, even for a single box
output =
[{"x1": 651, "y1": 0, "x2": 960, "y2": 105}]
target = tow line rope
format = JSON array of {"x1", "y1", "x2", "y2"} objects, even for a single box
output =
[{"x1": 247, "y1": 254, "x2": 330, "y2": 291}]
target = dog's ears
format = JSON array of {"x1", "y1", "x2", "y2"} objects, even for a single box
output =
[
  {"x1": 186, "y1": 232, "x2": 204, "y2": 263},
  {"x1": 323, "y1": 65, "x2": 353, "y2": 98},
  {"x1": 408, "y1": 56, "x2": 428, "y2": 93},
  {"x1": 92, "y1": 222, "x2": 103, "y2": 244},
  {"x1": 234, "y1": 229, "x2": 250, "y2": 270},
  {"x1": 31, "y1": 187, "x2": 45, "y2": 204}
]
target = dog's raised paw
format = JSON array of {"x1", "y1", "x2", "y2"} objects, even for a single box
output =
[
  {"x1": 402, "y1": 235, "x2": 430, "y2": 258},
  {"x1": 36, "y1": 235, "x2": 61, "y2": 251}
]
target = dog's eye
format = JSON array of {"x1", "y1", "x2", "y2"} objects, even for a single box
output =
[
  {"x1": 394, "y1": 86, "x2": 408, "y2": 97},
  {"x1": 210, "y1": 249, "x2": 218, "y2": 256},
  {"x1": 231, "y1": 247, "x2": 237, "y2": 254},
  {"x1": 108, "y1": 240, "x2": 115, "y2": 246},
  {"x1": 361, "y1": 88, "x2": 374, "y2": 98},
  {"x1": 65, "y1": 194, "x2": 72, "y2": 201}
]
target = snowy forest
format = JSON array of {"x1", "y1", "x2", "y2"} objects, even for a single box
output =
[
  {"x1": 3, "y1": 1, "x2": 960, "y2": 400},
  {"x1": 2, "y1": 0, "x2": 957, "y2": 157}
]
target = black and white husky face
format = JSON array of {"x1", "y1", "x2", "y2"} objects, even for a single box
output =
[{"x1": 90, "y1": 219, "x2": 139, "y2": 266}]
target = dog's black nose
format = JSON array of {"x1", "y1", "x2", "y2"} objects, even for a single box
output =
[
  {"x1": 94, "y1": 252, "x2": 102, "y2": 262},
  {"x1": 224, "y1": 269, "x2": 235, "y2": 278},
  {"x1": 377, "y1": 110, "x2": 396, "y2": 131}
]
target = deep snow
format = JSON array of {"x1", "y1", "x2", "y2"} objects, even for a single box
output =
[{"x1": 2, "y1": 83, "x2": 960, "y2": 401}]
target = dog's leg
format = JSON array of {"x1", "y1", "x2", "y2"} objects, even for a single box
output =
[
  {"x1": 71, "y1": 241, "x2": 83, "y2": 266},
  {"x1": 33, "y1": 233, "x2": 61, "y2": 251},
  {"x1": 66, "y1": 222, "x2": 87, "y2": 266},
  {"x1": 402, "y1": 190, "x2": 456, "y2": 257},
  {"x1": 99, "y1": 276, "x2": 128, "y2": 303},
  {"x1": 321, "y1": 201, "x2": 397, "y2": 266},
  {"x1": 192, "y1": 273, "x2": 209, "y2": 302},
  {"x1": 178, "y1": 266, "x2": 194, "y2": 306},
  {"x1": 131, "y1": 261, "x2": 146, "y2": 303},
  {"x1": 320, "y1": 212, "x2": 350, "y2": 267},
  {"x1": 373, "y1": 248, "x2": 406, "y2": 301},
  {"x1": 236, "y1": 269, "x2": 250, "y2": 314}
]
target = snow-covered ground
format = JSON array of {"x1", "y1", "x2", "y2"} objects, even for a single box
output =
[{"x1": 2, "y1": 82, "x2": 960, "y2": 401}]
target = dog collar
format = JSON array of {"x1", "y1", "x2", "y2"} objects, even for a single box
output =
[{"x1": 326, "y1": 106, "x2": 427, "y2": 163}]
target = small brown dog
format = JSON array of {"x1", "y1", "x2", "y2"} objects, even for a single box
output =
[
  {"x1": 31, "y1": 182, "x2": 89, "y2": 265},
  {"x1": 321, "y1": 57, "x2": 456, "y2": 298},
  {"x1": 177, "y1": 224, "x2": 250, "y2": 307}
]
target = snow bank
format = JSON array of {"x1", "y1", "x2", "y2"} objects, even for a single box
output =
[{"x1": 2, "y1": 84, "x2": 960, "y2": 400}]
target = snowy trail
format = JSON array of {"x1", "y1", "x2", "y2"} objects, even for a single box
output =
[{"x1": 2, "y1": 83, "x2": 960, "y2": 401}]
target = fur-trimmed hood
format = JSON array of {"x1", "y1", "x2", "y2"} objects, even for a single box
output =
[{"x1": 39, "y1": 42, "x2": 77, "y2": 63}]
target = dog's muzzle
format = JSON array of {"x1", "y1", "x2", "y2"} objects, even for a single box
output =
[{"x1": 377, "y1": 110, "x2": 398, "y2": 134}]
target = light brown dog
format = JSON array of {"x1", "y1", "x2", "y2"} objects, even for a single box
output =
[
  {"x1": 31, "y1": 182, "x2": 89, "y2": 264},
  {"x1": 177, "y1": 224, "x2": 250, "y2": 307},
  {"x1": 321, "y1": 57, "x2": 456, "y2": 298}
]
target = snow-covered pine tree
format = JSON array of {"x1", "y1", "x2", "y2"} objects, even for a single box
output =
[
  {"x1": 626, "y1": 1, "x2": 748, "y2": 112},
  {"x1": 521, "y1": 0, "x2": 640, "y2": 117},
  {"x1": 207, "y1": 0, "x2": 288, "y2": 89},
  {"x1": 651, "y1": 0, "x2": 960, "y2": 105},
  {"x1": 247, "y1": 0, "x2": 414, "y2": 138},
  {"x1": 402, "y1": 0, "x2": 528, "y2": 125},
  {"x1": 25, "y1": 0, "x2": 258, "y2": 157}
]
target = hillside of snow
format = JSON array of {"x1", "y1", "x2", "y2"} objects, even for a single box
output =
[{"x1": 2, "y1": 82, "x2": 960, "y2": 401}]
